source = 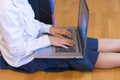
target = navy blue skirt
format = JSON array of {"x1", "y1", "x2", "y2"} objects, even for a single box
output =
[{"x1": 0, "y1": 37, "x2": 99, "y2": 73}]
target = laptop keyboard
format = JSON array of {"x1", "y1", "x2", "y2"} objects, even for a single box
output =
[{"x1": 55, "y1": 29, "x2": 76, "y2": 53}]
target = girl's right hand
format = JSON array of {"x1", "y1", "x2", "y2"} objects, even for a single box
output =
[{"x1": 48, "y1": 35, "x2": 75, "y2": 49}]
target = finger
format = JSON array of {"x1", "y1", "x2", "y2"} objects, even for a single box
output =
[
  {"x1": 55, "y1": 35, "x2": 64, "y2": 38},
  {"x1": 62, "y1": 39, "x2": 75, "y2": 46},
  {"x1": 61, "y1": 29, "x2": 72, "y2": 37},
  {"x1": 65, "y1": 41, "x2": 75, "y2": 46},
  {"x1": 59, "y1": 44, "x2": 68, "y2": 49},
  {"x1": 67, "y1": 39, "x2": 75, "y2": 45},
  {"x1": 66, "y1": 38, "x2": 75, "y2": 44},
  {"x1": 64, "y1": 30, "x2": 72, "y2": 37}
]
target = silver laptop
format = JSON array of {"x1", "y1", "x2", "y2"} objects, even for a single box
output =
[{"x1": 34, "y1": 0, "x2": 89, "y2": 58}]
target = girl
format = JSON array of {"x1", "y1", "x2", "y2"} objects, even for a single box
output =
[{"x1": 0, "y1": 0, "x2": 120, "y2": 73}]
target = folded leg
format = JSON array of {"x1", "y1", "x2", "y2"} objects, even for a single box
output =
[
  {"x1": 98, "y1": 39, "x2": 120, "y2": 52},
  {"x1": 95, "y1": 52, "x2": 120, "y2": 68}
]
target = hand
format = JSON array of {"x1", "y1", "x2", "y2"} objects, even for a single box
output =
[
  {"x1": 50, "y1": 27, "x2": 72, "y2": 38},
  {"x1": 49, "y1": 35, "x2": 75, "y2": 49}
]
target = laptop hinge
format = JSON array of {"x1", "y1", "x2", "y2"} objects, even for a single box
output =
[{"x1": 76, "y1": 29, "x2": 82, "y2": 53}]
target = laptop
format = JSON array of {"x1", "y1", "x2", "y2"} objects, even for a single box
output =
[{"x1": 34, "y1": 0, "x2": 90, "y2": 58}]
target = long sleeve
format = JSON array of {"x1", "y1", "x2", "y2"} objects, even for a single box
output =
[
  {"x1": 0, "y1": 1, "x2": 52, "y2": 67},
  {"x1": 1, "y1": 6, "x2": 52, "y2": 56}
]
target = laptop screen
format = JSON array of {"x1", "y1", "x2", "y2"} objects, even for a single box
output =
[{"x1": 78, "y1": 0, "x2": 89, "y2": 51}]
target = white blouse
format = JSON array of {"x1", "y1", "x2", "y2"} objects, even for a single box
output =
[{"x1": 0, "y1": 0, "x2": 52, "y2": 67}]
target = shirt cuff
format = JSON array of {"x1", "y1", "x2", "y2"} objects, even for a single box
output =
[
  {"x1": 38, "y1": 35, "x2": 51, "y2": 48},
  {"x1": 40, "y1": 24, "x2": 52, "y2": 34}
]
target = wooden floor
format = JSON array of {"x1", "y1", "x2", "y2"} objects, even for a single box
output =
[{"x1": 0, "y1": 0, "x2": 120, "y2": 80}]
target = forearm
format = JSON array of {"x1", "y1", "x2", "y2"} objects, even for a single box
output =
[{"x1": 4, "y1": 35, "x2": 51, "y2": 57}]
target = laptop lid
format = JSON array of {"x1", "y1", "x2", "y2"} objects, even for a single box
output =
[{"x1": 78, "y1": 0, "x2": 89, "y2": 53}]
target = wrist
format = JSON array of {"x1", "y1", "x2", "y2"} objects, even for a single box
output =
[
  {"x1": 50, "y1": 26, "x2": 54, "y2": 34},
  {"x1": 48, "y1": 35, "x2": 53, "y2": 45}
]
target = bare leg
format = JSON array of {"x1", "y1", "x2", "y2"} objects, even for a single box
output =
[
  {"x1": 95, "y1": 52, "x2": 120, "y2": 68},
  {"x1": 98, "y1": 39, "x2": 120, "y2": 52}
]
